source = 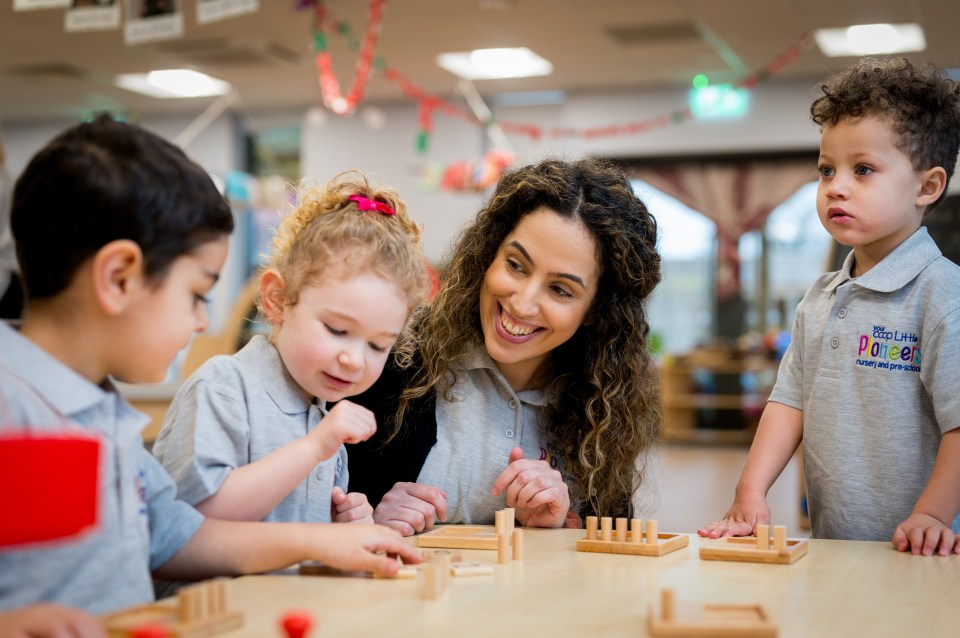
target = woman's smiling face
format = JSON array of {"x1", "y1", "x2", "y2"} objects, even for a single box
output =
[{"x1": 479, "y1": 206, "x2": 599, "y2": 391}]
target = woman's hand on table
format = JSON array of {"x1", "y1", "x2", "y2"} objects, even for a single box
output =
[
  {"x1": 492, "y1": 447, "x2": 570, "y2": 528},
  {"x1": 373, "y1": 482, "x2": 448, "y2": 536}
]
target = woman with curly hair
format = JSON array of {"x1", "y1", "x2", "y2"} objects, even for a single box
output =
[{"x1": 347, "y1": 157, "x2": 662, "y2": 534}]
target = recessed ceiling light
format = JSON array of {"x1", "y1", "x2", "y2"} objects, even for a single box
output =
[
  {"x1": 437, "y1": 47, "x2": 552, "y2": 80},
  {"x1": 814, "y1": 23, "x2": 926, "y2": 57},
  {"x1": 115, "y1": 69, "x2": 231, "y2": 99}
]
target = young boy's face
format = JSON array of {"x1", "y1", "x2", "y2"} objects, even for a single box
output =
[
  {"x1": 114, "y1": 236, "x2": 229, "y2": 383},
  {"x1": 816, "y1": 115, "x2": 928, "y2": 267}
]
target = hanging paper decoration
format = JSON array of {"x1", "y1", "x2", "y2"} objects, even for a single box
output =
[
  {"x1": 310, "y1": 0, "x2": 387, "y2": 115},
  {"x1": 314, "y1": 9, "x2": 815, "y2": 149},
  {"x1": 439, "y1": 150, "x2": 515, "y2": 193}
]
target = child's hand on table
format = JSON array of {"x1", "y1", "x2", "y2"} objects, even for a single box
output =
[
  {"x1": 698, "y1": 489, "x2": 770, "y2": 538},
  {"x1": 0, "y1": 603, "x2": 106, "y2": 638},
  {"x1": 893, "y1": 512, "x2": 960, "y2": 556}
]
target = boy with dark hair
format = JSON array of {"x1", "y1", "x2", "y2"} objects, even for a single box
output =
[
  {"x1": 0, "y1": 115, "x2": 418, "y2": 637},
  {"x1": 701, "y1": 58, "x2": 960, "y2": 555}
]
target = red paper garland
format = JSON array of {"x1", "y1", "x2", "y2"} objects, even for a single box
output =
[
  {"x1": 312, "y1": 0, "x2": 386, "y2": 115},
  {"x1": 314, "y1": 10, "x2": 813, "y2": 149}
]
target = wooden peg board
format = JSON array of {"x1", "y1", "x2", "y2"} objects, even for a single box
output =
[
  {"x1": 102, "y1": 579, "x2": 243, "y2": 638},
  {"x1": 417, "y1": 525, "x2": 501, "y2": 550},
  {"x1": 417, "y1": 508, "x2": 516, "y2": 551},
  {"x1": 576, "y1": 517, "x2": 689, "y2": 557},
  {"x1": 699, "y1": 525, "x2": 808, "y2": 565},
  {"x1": 648, "y1": 588, "x2": 778, "y2": 637}
]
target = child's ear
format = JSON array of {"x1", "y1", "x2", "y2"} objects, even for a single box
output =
[
  {"x1": 91, "y1": 239, "x2": 144, "y2": 316},
  {"x1": 259, "y1": 269, "x2": 287, "y2": 326},
  {"x1": 917, "y1": 166, "x2": 947, "y2": 208}
]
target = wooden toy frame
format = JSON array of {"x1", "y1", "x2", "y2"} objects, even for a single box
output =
[
  {"x1": 699, "y1": 525, "x2": 808, "y2": 565},
  {"x1": 102, "y1": 579, "x2": 242, "y2": 638},
  {"x1": 576, "y1": 516, "x2": 689, "y2": 557},
  {"x1": 648, "y1": 588, "x2": 777, "y2": 637}
]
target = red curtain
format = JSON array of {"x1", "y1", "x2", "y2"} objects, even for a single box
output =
[{"x1": 633, "y1": 160, "x2": 817, "y2": 300}]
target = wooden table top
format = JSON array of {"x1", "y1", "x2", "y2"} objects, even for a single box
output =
[{"x1": 216, "y1": 528, "x2": 958, "y2": 637}]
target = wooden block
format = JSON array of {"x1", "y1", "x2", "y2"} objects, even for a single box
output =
[
  {"x1": 505, "y1": 508, "x2": 515, "y2": 535},
  {"x1": 422, "y1": 549, "x2": 462, "y2": 563},
  {"x1": 417, "y1": 525, "x2": 500, "y2": 550},
  {"x1": 576, "y1": 531, "x2": 689, "y2": 557},
  {"x1": 512, "y1": 529, "x2": 524, "y2": 560},
  {"x1": 648, "y1": 588, "x2": 778, "y2": 637},
  {"x1": 495, "y1": 510, "x2": 505, "y2": 535},
  {"x1": 497, "y1": 532, "x2": 511, "y2": 564},
  {"x1": 103, "y1": 580, "x2": 243, "y2": 638},
  {"x1": 449, "y1": 562, "x2": 495, "y2": 577},
  {"x1": 421, "y1": 563, "x2": 442, "y2": 600},
  {"x1": 699, "y1": 535, "x2": 809, "y2": 565}
]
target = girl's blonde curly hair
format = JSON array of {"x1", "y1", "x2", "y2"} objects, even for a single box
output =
[{"x1": 258, "y1": 170, "x2": 429, "y2": 359}]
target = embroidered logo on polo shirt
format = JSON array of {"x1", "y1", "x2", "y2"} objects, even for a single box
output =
[{"x1": 855, "y1": 325, "x2": 922, "y2": 373}]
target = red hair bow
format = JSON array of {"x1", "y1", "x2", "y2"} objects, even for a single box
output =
[{"x1": 348, "y1": 194, "x2": 395, "y2": 216}]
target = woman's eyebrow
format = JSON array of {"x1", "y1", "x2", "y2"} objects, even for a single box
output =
[{"x1": 507, "y1": 240, "x2": 587, "y2": 290}]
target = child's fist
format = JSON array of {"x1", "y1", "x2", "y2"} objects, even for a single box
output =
[
  {"x1": 310, "y1": 400, "x2": 376, "y2": 460},
  {"x1": 331, "y1": 487, "x2": 374, "y2": 524}
]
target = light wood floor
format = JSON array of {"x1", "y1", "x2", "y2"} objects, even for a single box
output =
[{"x1": 636, "y1": 444, "x2": 808, "y2": 538}]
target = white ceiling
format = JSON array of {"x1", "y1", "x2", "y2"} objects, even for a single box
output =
[{"x1": 1, "y1": 0, "x2": 959, "y2": 123}]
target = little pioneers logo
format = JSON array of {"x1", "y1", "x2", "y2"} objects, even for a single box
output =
[{"x1": 855, "y1": 325, "x2": 922, "y2": 373}]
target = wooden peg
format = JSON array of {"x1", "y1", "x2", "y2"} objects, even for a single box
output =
[
  {"x1": 586, "y1": 516, "x2": 598, "y2": 540},
  {"x1": 512, "y1": 529, "x2": 524, "y2": 560},
  {"x1": 661, "y1": 588, "x2": 675, "y2": 621},
  {"x1": 645, "y1": 519, "x2": 658, "y2": 545},
  {"x1": 615, "y1": 518, "x2": 628, "y2": 542},
  {"x1": 601, "y1": 517, "x2": 613, "y2": 541},
  {"x1": 498, "y1": 532, "x2": 511, "y2": 564},
  {"x1": 773, "y1": 525, "x2": 787, "y2": 552},
  {"x1": 756, "y1": 524, "x2": 770, "y2": 550},
  {"x1": 630, "y1": 518, "x2": 643, "y2": 543}
]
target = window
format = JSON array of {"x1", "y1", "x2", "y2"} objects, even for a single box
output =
[
  {"x1": 634, "y1": 179, "x2": 832, "y2": 355},
  {"x1": 632, "y1": 180, "x2": 714, "y2": 355}
]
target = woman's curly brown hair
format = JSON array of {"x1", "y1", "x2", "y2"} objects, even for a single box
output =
[
  {"x1": 396, "y1": 157, "x2": 662, "y2": 516},
  {"x1": 811, "y1": 57, "x2": 960, "y2": 209}
]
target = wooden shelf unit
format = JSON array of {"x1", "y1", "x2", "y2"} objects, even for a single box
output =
[{"x1": 661, "y1": 350, "x2": 779, "y2": 444}]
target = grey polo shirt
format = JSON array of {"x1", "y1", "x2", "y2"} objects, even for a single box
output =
[
  {"x1": 153, "y1": 335, "x2": 347, "y2": 523},
  {"x1": 0, "y1": 322, "x2": 204, "y2": 613},
  {"x1": 770, "y1": 227, "x2": 960, "y2": 540},
  {"x1": 417, "y1": 347, "x2": 568, "y2": 524}
]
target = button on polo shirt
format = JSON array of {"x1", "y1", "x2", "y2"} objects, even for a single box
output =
[{"x1": 417, "y1": 348, "x2": 561, "y2": 524}]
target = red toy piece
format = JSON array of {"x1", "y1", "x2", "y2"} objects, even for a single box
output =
[
  {"x1": 280, "y1": 611, "x2": 314, "y2": 638},
  {"x1": 129, "y1": 623, "x2": 170, "y2": 638},
  {"x1": 0, "y1": 432, "x2": 101, "y2": 547}
]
